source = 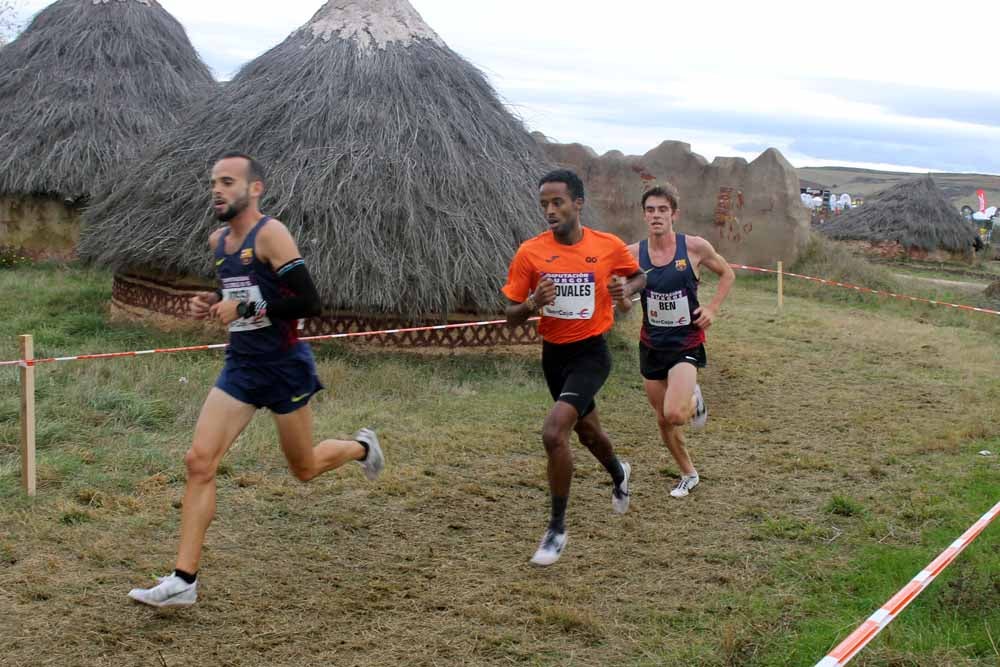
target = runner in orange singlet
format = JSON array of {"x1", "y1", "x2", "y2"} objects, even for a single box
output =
[{"x1": 503, "y1": 169, "x2": 646, "y2": 566}]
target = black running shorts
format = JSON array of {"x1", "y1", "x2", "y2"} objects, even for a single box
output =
[
  {"x1": 639, "y1": 342, "x2": 707, "y2": 381},
  {"x1": 542, "y1": 335, "x2": 612, "y2": 418}
]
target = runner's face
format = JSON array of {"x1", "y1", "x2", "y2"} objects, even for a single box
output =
[
  {"x1": 539, "y1": 182, "x2": 582, "y2": 236},
  {"x1": 644, "y1": 196, "x2": 677, "y2": 237},
  {"x1": 210, "y1": 158, "x2": 253, "y2": 222}
]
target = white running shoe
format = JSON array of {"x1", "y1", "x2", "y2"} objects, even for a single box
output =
[
  {"x1": 355, "y1": 428, "x2": 384, "y2": 481},
  {"x1": 127, "y1": 573, "x2": 197, "y2": 608},
  {"x1": 691, "y1": 384, "x2": 708, "y2": 430},
  {"x1": 612, "y1": 461, "x2": 631, "y2": 514},
  {"x1": 670, "y1": 473, "x2": 700, "y2": 498},
  {"x1": 530, "y1": 528, "x2": 567, "y2": 566}
]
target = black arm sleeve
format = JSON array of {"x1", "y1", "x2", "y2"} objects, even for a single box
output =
[{"x1": 247, "y1": 259, "x2": 322, "y2": 320}]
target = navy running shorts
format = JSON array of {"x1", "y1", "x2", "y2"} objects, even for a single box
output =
[
  {"x1": 215, "y1": 342, "x2": 324, "y2": 414},
  {"x1": 638, "y1": 342, "x2": 707, "y2": 381}
]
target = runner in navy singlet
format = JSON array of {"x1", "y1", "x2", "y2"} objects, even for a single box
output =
[
  {"x1": 128, "y1": 152, "x2": 385, "y2": 608},
  {"x1": 622, "y1": 183, "x2": 734, "y2": 499}
]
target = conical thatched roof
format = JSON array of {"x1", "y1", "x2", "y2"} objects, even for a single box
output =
[
  {"x1": 0, "y1": 0, "x2": 216, "y2": 201},
  {"x1": 81, "y1": 0, "x2": 554, "y2": 317},
  {"x1": 818, "y1": 175, "x2": 977, "y2": 252}
]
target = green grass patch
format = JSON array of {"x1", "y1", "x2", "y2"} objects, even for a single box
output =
[
  {"x1": 0, "y1": 261, "x2": 996, "y2": 666},
  {"x1": 825, "y1": 495, "x2": 868, "y2": 518}
]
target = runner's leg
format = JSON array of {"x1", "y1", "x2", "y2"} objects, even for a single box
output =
[
  {"x1": 176, "y1": 388, "x2": 256, "y2": 573},
  {"x1": 575, "y1": 409, "x2": 625, "y2": 485},
  {"x1": 272, "y1": 404, "x2": 366, "y2": 482},
  {"x1": 541, "y1": 402, "x2": 578, "y2": 505},
  {"x1": 644, "y1": 367, "x2": 697, "y2": 476}
]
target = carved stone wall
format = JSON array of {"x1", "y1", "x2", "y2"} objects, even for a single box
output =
[{"x1": 538, "y1": 138, "x2": 810, "y2": 267}]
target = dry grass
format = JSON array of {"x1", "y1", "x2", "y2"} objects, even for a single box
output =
[{"x1": 1, "y1": 272, "x2": 998, "y2": 666}]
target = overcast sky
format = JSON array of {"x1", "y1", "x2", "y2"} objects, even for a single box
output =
[{"x1": 12, "y1": 0, "x2": 1000, "y2": 174}]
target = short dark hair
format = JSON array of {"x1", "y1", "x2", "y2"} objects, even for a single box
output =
[
  {"x1": 216, "y1": 151, "x2": 266, "y2": 186},
  {"x1": 539, "y1": 169, "x2": 585, "y2": 201},
  {"x1": 641, "y1": 183, "x2": 680, "y2": 211}
]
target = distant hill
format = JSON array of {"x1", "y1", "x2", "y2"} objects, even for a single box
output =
[{"x1": 797, "y1": 166, "x2": 1000, "y2": 211}]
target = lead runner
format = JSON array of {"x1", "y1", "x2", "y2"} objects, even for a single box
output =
[{"x1": 127, "y1": 152, "x2": 385, "y2": 607}]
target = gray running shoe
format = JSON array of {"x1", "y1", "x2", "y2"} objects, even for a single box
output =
[
  {"x1": 355, "y1": 428, "x2": 384, "y2": 481},
  {"x1": 127, "y1": 573, "x2": 197, "y2": 608}
]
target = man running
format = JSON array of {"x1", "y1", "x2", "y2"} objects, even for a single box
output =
[
  {"x1": 127, "y1": 152, "x2": 384, "y2": 607},
  {"x1": 504, "y1": 169, "x2": 646, "y2": 566},
  {"x1": 622, "y1": 183, "x2": 734, "y2": 498}
]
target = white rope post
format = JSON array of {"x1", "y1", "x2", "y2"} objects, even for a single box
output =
[
  {"x1": 777, "y1": 261, "x2": 784, "y2": 310},
  {"x1": 19, "y1": 334, "x2": 36, "y2": 497}
]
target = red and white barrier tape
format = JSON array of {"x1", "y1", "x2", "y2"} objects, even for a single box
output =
[
  {"x1": 2, "y1": 264, "x2": 997, "y2": 368},
  {"x1": 731, "y1": 264, "x2": 1000, "y2": 316},
  {"x1": 815, "y1": 500, "x2": 1000, "y2": 667},
  {"x1": 0, "y1": 317, "x2": 536, "y2": 368}
]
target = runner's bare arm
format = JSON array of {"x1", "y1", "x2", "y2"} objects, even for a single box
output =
[
  {"x1": 190, "y1": 229, "x2": 226, "y2": 318},
  {"x1": 614, "y1": 244, "x2": 643, "y2": 312},
  {"x1": 615, "y1": 269, "x2": 645, "y2": 307},
  {"x1": 689, "y1": 236, "x2": 735, "y2": 329},
  {"x1": 505, "y1": 278, "x2": 555, "y2": 326},
  {"x1": 255, "y1": 218, "x2": 300, "y2": 269},
  {"x1": 615, "y1": 242, "x2": 646, "y2": 312}
]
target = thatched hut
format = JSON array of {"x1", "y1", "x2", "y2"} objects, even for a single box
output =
[
  {"x1": 81, "y1": 0, "x2": 553, "y2": 346},
  {"x1": 818, "y1": 175, "x2": 978, "y2": 261},
  {"x1": 0, "y1": 0, "x2": 215, "y2": 259}
]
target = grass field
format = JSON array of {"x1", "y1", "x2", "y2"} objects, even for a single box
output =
[{"x1": 1, "y1": 256, "x2": 998, "y2": 667}]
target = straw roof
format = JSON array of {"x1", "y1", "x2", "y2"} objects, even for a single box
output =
[
  {"x1": 81, "y1": 0, "x2": 554, "y2": 318},
  {"x1": 818, "y1": 175, "x2": 977, "y2": 252},
  {"x1": 0, "y1": 0, "x2": 216, "y2": 201}
]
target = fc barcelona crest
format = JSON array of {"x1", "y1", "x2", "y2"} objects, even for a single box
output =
[{"x1": 674, "y1": 258, "x2": 688, "y2": 272}]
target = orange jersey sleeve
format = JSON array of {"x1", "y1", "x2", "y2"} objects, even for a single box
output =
[
  {"x1": 611, "y1": 238, "x2": 641, "y2": 277},
  {"x1": 501, "y1": 245, "x2": 536, "y2": 303}
]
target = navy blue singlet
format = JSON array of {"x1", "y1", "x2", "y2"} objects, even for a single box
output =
[
  {"x1": 638, "y1": 234, "x2": 706, "y2": 351},
  {"x1": 215, "y1": 216, "x2": 300, "y2": 359}
]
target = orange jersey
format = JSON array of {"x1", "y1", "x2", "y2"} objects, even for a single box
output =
[{"x1": 503, "y1": 227, "x2": 640, "y2": 344}]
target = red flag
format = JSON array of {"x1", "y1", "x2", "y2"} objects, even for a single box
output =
[{"x1": 977, "y1": 189, "x2": 987, "y2": 212}]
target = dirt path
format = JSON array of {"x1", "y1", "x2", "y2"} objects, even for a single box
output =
[{"x1": 892, "y1": 273, "x2": 988, "y2": 292}]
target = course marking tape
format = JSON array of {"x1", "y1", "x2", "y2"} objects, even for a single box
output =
[
  {"x1": 0, "y1": 317, "x2": 536, "y2": 368},
  {"x1": 814, "y1": 500, "x2": 1000, "y2": 667},
  {"x1": 3, "y1": 262, "x2": 998, "y2": 368},
  {"x1": 731, "y1": 264, "x2": 1000, "y2": 316}
]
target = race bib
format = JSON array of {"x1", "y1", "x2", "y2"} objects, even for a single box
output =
[
  {"x1": 221, "y1": 276, "x2": 272, "y2": 333},
  {"x1": 646, "y1": 289, "x2": 691, "y2": 327},
  {"x1": 542, "y1": 272, "x2": 595, "y2": 320}
]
